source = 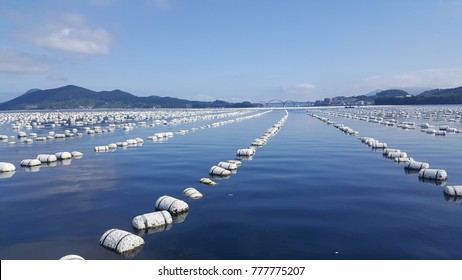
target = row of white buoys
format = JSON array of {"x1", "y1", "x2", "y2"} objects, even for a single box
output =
[
  {"x1": 93, "y1": 110, "x2": 277, "y2": 257},
  {"x1": 99, "y1": 194, "x2": 191, "y2": 256},
  {"x1": 312, "y1": 114, "x2": 359, "y2": 138},
  {"x1": 12, "y1": 151, "x2": 84, "y2": 173},
  {"x1": 310, "y1": 110, "x2": 458, "y2": 202},
  {"x1": 1, "y1": 110, "x2": 266, "y2": 153},
  {"x1": 420, "y1": 123, "x2": 460, "y2": 136},
  {"x1": 360, "y1": 137, "x2": 388, "y2": 149},
  {"x1": 317, "y1": 107, "x2": 462, "y2": 138},
  {"x1": 3, "y1": 151, "x2": 82, "y2": 175},
  {"x1": 3, "y1": 109, "x2": 278, "y2": 258},
  {"x1": 91, "y1": 111, "x2": 271, "y2": 157},
  {"x1": 94, "y1": 138, "x2": 144, "y2": 152},
  {"x1": 359, "y1": 136, "x2": 449, "y2": 185},
  {"x1": 201, "y1": 110, "x2": 287, "y2": 186}
]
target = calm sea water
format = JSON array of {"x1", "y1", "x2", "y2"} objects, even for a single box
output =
[{"x1": 1, "y1": 106, "x2": 462, "y2": 260}]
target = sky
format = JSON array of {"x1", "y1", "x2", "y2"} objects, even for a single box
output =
[{"x1": 1, "y1": 0, "x2": 462, "y2": 103}]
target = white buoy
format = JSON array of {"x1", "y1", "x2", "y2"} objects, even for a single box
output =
[
  {"x1": 199, "y1": 178, "x2": 217, "y2": 186},
  {"x1": 17, "y1": 131, "x2": 27, "y2": 138},
  {"x1": 394, "y1": 157, "x2": 411, "y2": 163},
  {"x1": 55, "y1": 152, "x2": 72, "y2": 160},
  {"x1": 421, "y1": 123, "x2": 431, "y2": 128},
  {"x1": 383, "y1": 148, "x2": 400, "y2": 156},
  {"x1": 37, "y1": 154, "x2": 57, "y2": 163},
  {"x1": 387, "y1": 151, "x2": 408, "y2": 158},
  {"x1": 99, "y1": 228, "x2": 144, "y2": 255},
  {"x1": 443, "y1": 186, "x2": 462, "y2": 197},
  {"x1": 405, "y1": 160, "x2": 430, "y2": 170},
  {"x1": 59, "y1": 254, "x2": 85, "y2": 260},
  {"x1": 132, "y1": 210, "x2": 173, "y2": 230},
  {"x1": 155, "y1": 195, "x2": 189, "y2": 214},
  {"x1": 209, "y1": 166, "x2": 232, "y2": 177},
  {"x1": 94, "y1": 146, "x2": 109, "y2": 152},
  {"x1": 418, "y1": 169, "x2": 448, "y2": 181},
  {"x1": 126, "y1": 139, "x2": 138, "y2": 145},
  {"x1": 108, "y1": 143, "x2": 117, "y2": 149},
  {"x1": 71, "y1": 151, "x2": 83, "y2": 158},
  {"x1": 0, "y1": 162, "x2": 16, "y2": 172},
  {"x1": 20, "y1": 159, "x2": 42, "y2": 167},
  {"x1": 183, "y1": 187, "x2": 203, "y2": 199},
  {"x1": 217, "y1": 161, "x2": 238, "y2": 170},
  {"x1": 370, "y1": 141, "x2": 388, "y2": 149},
  {"x1": 236, "y1": 148, "x2": 255, "y2": 156},
  {"x1": 116, "y1": 142, "x2": 128, "y2": 147}
]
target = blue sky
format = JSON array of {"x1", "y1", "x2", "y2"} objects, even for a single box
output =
[{"x1": 1, "y1": 0, "x2": 462, "y2": 103}]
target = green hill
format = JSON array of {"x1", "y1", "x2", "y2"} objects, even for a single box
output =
[
  {"x1": 374, "y1": 86, "x2": 462, "y2": 105},
  {"x1": 0, "y1": 85, "x2": 256, "y2": 110}
]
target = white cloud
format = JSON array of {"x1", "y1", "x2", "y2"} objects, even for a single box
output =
[
  {"x1": 23, "y1": 14, "x2": 112, "y2": 55},
  {"x1": 357, "y1": 68, "x2": 462, "y2": 92},
  {"x1": 0, "y1": 47, "x2": 49, "y2": 74}
]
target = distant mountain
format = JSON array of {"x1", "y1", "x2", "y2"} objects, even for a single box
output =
[
  {"x1": 374, "y1": 86, "x2": 462, "y2": 105},
  {"x1": 365, "y1": 89, "x2": 383, "y2": 96},
  {"x1": 0, "y1": 85, "x2": 256, "y2": 110},
  {"x1": 375, "y1": 89, "x2": 410, "y2": 98}
]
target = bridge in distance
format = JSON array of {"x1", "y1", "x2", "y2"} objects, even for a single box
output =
[{"x1": 258, "y1": 99, "x2": 310, "y2": 107}]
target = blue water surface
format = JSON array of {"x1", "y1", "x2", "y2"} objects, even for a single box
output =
[{"x1": 0, "y1": 107, "x2": 461, "y2": 260}]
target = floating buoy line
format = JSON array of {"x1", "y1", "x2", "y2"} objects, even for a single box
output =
[
  {"x1": 1, "y1": 109, "x2": 289, "y2": 258},
  {"x1": 89, "y1": 109, "x2": 289, "y2": 258},
  {"x1": 0, "y1": 109, "x2": 271, "y2": 178},
  {"x1": 309, "y1": 110, "x2": 461, "y2": 208},
  {"x1": 321, "y1": 106, "x2": 462, "y2": 136}
]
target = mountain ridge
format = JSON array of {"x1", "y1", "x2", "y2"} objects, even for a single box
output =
[{"x1": 0, "y1": 85, "x2": 255, "y2": 110}]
